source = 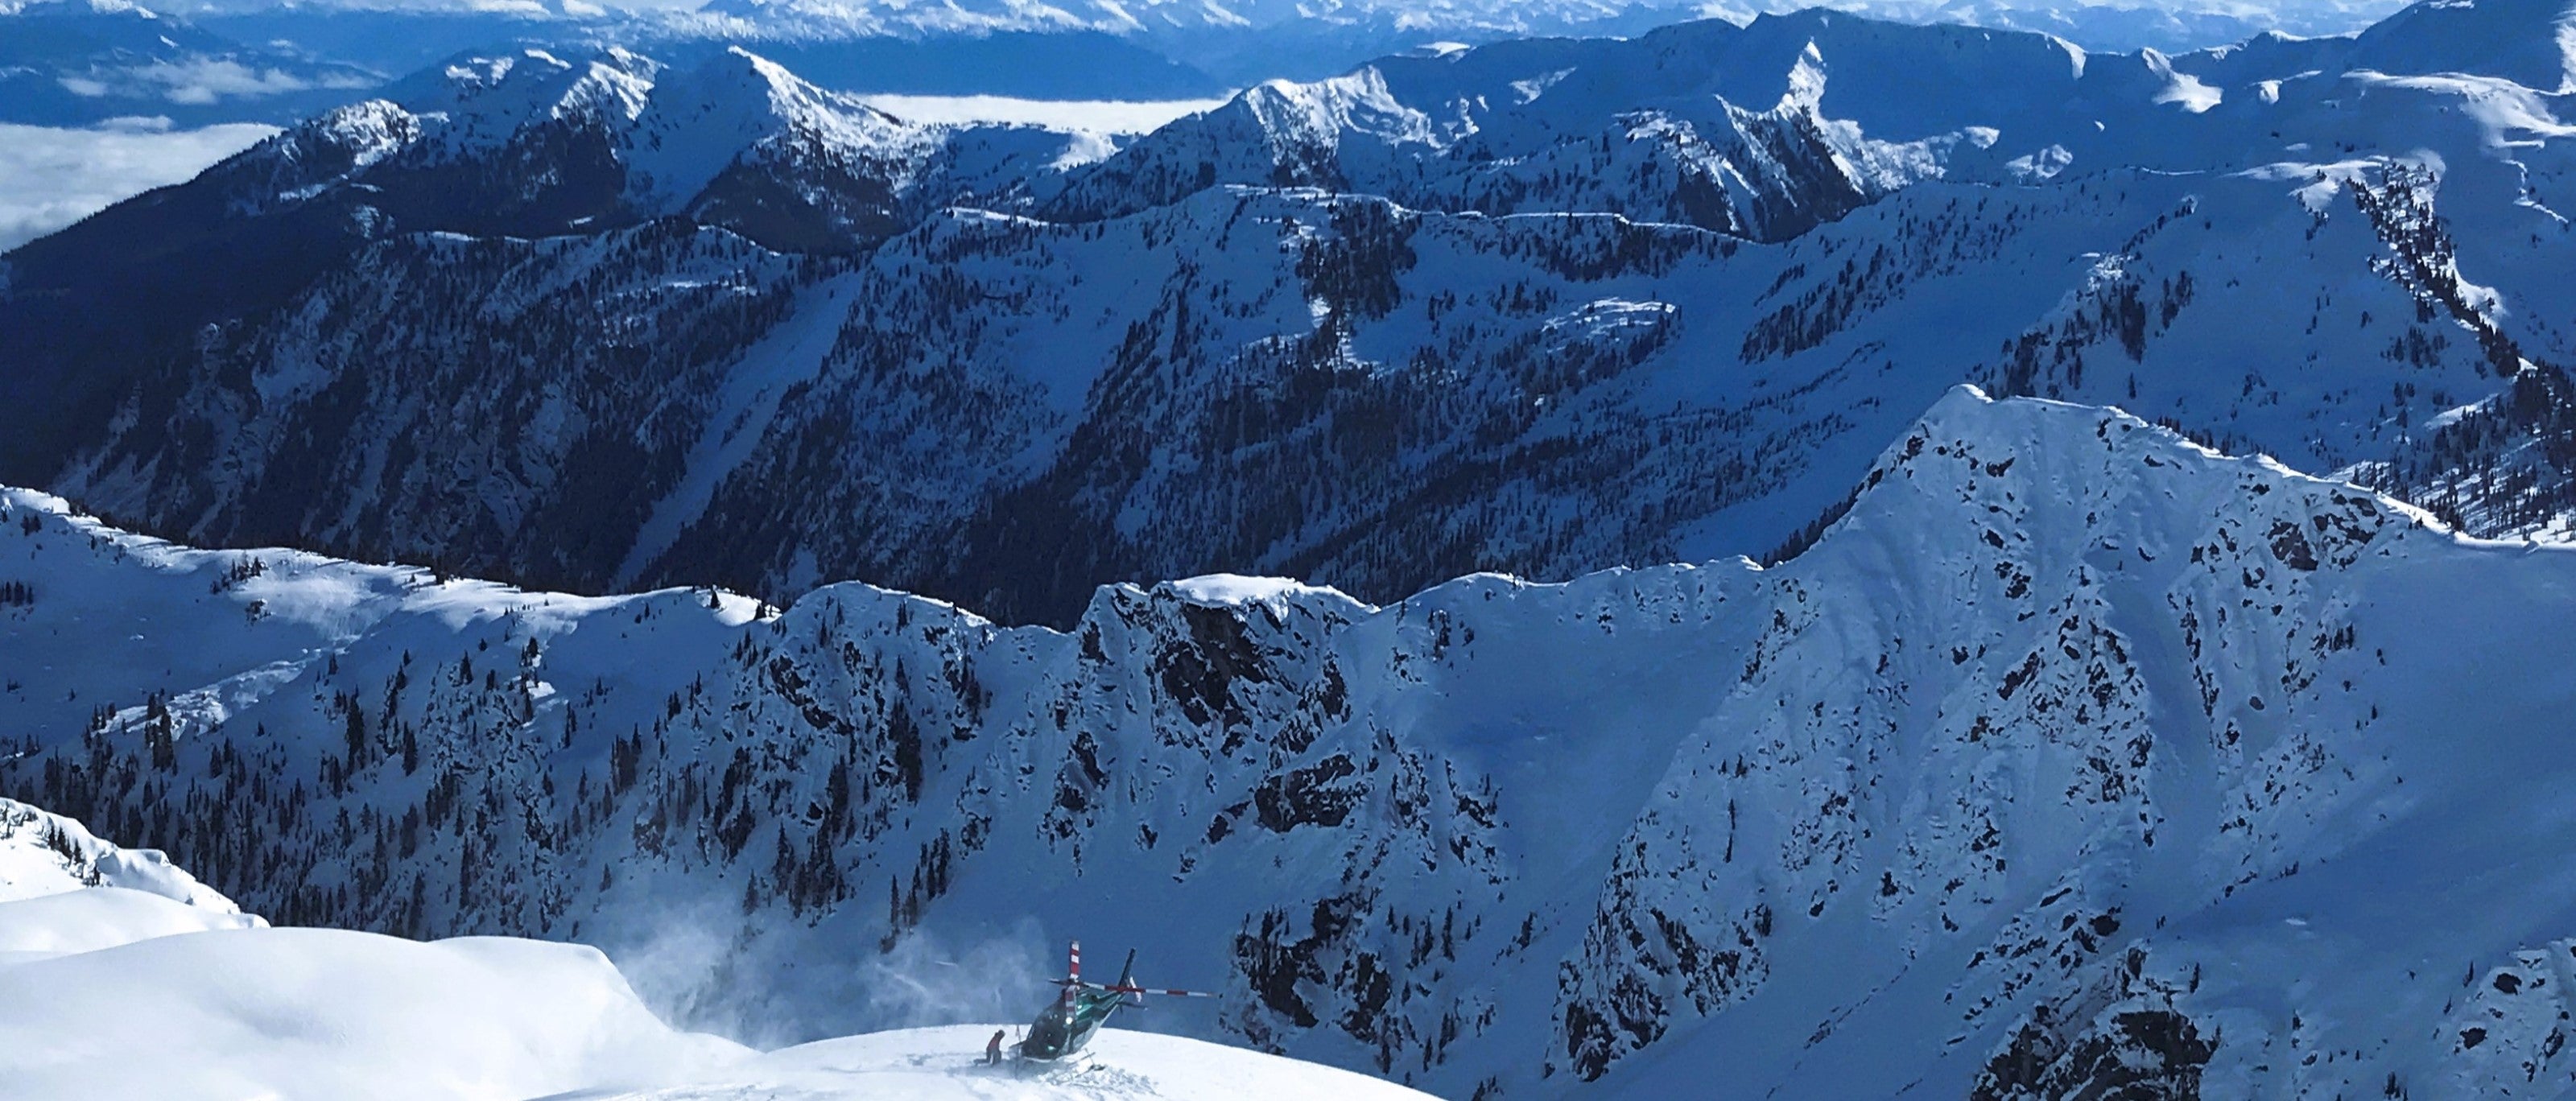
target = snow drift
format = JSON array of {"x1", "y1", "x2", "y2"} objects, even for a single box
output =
[
  {"x1": 0, "y1": 927, "x2": 750, "y2": 1100},
  {"x1": 0, "y1": 795, "x2": 246, "y2": 909},
  {"x1": 0, "y1": 810, "x2": 1421, "y2": 1101}
]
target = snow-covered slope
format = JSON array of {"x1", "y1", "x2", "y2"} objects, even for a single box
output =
[
  {"x1": 0, "y1": 812, "x2": 753, "y2": 1101},
  {"x1": 599, "y1": 1025, "x2": 1441, "y2": 1100},
  {"x1": 0, "y1": 796, "x2": 1421, "y2": 1100},
  {"x1": 10, "y1": 386, "x2": 2576, "y2": 1097},
  {"x1": 11, "y1": 0, "x2": 2576, "y2": 629},
  {"x1": 0, "y1": 925, "x2": 750, "y2": 1100},
  {"x1": 1040, "y1": 23, "x2": 1908, "y2": 241},
  {"x1": 0, "y1": 796, "x2": 246, "y2": 910},
  {"x1": 2346, "y1": 0, "x2": 2576, "y2": 93},
  {"x1": 0, "y1": 885, "x2": 257, "y2": 964},
  {"x1": 262, "y1": 43, "x2": 1099, "y2": 249}
]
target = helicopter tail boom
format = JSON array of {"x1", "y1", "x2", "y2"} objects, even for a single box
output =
[{"x1": 1046, "y1": 941, "x2": 1221, "y2": 1004}]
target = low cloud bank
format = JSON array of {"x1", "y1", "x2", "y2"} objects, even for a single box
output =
[{"x1": 0, "y1": 119, "x2": 274, "y2": 250}]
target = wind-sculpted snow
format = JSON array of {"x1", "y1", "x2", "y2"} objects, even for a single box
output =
[
  {"x1": 595, "y1": 1025, "x2": 1444, "y2": 1099},
  {"x1": 0, "y1": 797, "x2": 1422, "y2": 1101},
  {"x1": 0, "y1": 796, "x2": 248, "y2": 910},
  {"x1": 10, "y1": 388, "x2": 2576, "y2": 1097},
  {"x1": 0, "y1": 856, "x2": 753, "y2": 1101}
]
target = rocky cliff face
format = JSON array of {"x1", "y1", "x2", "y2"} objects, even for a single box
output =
[
  {"x1": 19, "y1": 7, "x2": 2576, "y2": 624},
  {"x1": 12, "y1": 387, "x2": 2576, "y2": 1097}
]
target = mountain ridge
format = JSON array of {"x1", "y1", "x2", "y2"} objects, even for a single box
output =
[
  {"x1": 10, "y1": 386, "x2": 2576, "y2": 1097},
  {"x1": 13, "y1": 0, "x2": 2576, "y2": 628}
]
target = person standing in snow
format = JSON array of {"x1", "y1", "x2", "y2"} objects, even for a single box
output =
[{"x1": 988, "y1": 1029, "x2": 1007, "y2": 1066}]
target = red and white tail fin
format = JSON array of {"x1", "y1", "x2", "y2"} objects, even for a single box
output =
[{"x1": 1062, "y1": 940, "x2": 1080, "y2": 1010}]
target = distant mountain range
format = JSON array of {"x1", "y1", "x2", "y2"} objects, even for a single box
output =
[
  {"x1": 0, "y1": 0, "x2": 382, "y2": 126},
  {"x1": 10, "y1": 2, "x2": 2576, "y2": 1097},
  {"x1": 0, "y1": 0, "x2": 2434, "y2": 129},
  {"x1": 5, "y1": 0, "x2": 2571, "y2": 628}
]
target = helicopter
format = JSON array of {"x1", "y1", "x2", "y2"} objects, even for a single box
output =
[{"x1": 1017, "y1": 941, "x2": 1219, "y2": 1062}]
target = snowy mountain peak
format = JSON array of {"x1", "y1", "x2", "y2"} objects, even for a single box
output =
[
  {"x1": 1241, "y1": 65, "x2": 1443, "y2": 151},
  {"x1": 15, "y1": 384, "x2": 2576, "y2": 1098},
  {"x1": 68, "y1": 40, "x2": 1059, "y2": 249},
  {"x1": 407, "y1": 47, "x2": 658, "y2": 138},
  {"x1": 1781, "y1": 38, "x2": 1828, "y2": 109},
  {"x1": 258, "y1": 97, "x2": 422, "y2": 175},
  {"x1": 372, "y1": 43, "x2": 900, "y2": 178},
  {"x1": 1868, "y1": 385, "x2": 2433, "y2": 545},
  {"x1": 695, "y1": 43, "x2": 886, "y2": 128},
  {"x1": 1156, "y1": 574, "x2": 1374, "y2": 616},
  {"x1": 2348, "y1": 0, "x2": 2576, "y2": 91},
  {"x1": 14, "y1": 0, "x2": 2576, "y2": 1095},
  {"x1": 621, "y1": 45, "x2": 926, "y2": 209}
]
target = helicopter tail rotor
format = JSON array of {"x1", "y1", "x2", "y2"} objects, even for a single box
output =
[{"x1": 1043, "y1": 941, "x2": 1221, "y2": 1005}]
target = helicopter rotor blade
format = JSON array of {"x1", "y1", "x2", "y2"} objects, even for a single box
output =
[{"x1": 1100, "y1": 983, "x2": 1222, "y2": 998}]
